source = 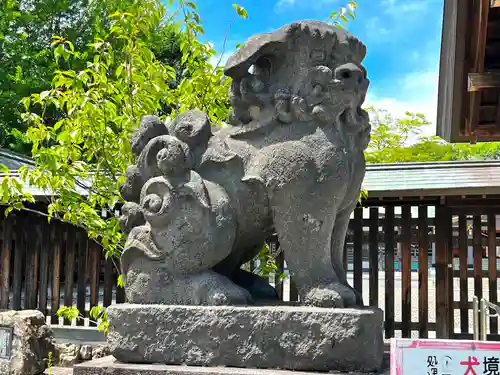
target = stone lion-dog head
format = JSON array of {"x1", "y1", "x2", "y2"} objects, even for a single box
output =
[{"x1": 224, "y1": 20, "x2": 371, "y2": 150}]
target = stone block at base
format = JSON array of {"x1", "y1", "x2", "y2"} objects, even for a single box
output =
[
  {"x1": 74, "y1": 356, "x2": 390, "y2": 375},
  {"x1": 0, "y1": 310, "x2": 55, "y2": 375},
  {"x1": 106, "y1": 304, "x2": 384, "y2": 373}
]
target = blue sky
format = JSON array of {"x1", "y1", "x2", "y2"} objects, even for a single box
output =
[{"x1": 177, "y1": 0, "x2": 444, "y2": 134}]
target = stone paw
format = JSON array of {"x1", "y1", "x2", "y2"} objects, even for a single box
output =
[
  {"x1": 208, "y1": 288, "x2": 252, "y2": 306},
  {"x1": 303, "y1": 282, "x2": 358, "y2": 308},
  {"x1": 204, "y1": 283, "x2": 253, "y2": 306}
]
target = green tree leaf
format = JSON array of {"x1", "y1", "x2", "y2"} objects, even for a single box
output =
[{"x1": 232, "y1": 4, "x2": 248, "y2": 19}]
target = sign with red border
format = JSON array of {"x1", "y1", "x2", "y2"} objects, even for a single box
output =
[{"x1": 391, "y1": 338, "x2": 500, "y2": 375}]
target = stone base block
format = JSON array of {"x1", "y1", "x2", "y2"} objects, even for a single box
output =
[
  {"x1": 74, "y1": 356, "x2": 390, "y2": 375},
  {"x1": 106, "y1": 304, "x2": 384, "y2": 373},
  {"x1": 0, "y1": 310, "x2": 55, "y2": 375}
]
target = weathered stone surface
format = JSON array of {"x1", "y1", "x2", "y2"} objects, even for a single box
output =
[
  {"x1": 51, "y1": 342, "x2": 110, "y2": 367},
  {"x1": 91, "y1": 344, "x2": 110, "y2": 360},
  {"x1": 118, "y1": 20, "x2": 371, "y2": 308},
  {"x1": 55, "y1": 343, "x2": 80, "y2": 367},
  {"x1": 74, "y1": 356, "x2": 390, "y2": 375},
  {"x1": 79, "y1": 345, "x2": 92, "y2": 361},
  {"x1": 0, "y1": 310, "x2": 55, "y2": 375},
  {"x1": 107, "y1": 304, "x2": 384, "y2": 373}
]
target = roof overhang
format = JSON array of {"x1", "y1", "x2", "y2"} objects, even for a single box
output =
[{"x1": 436, "y1": 0, "x2": 500, "y2": 143}]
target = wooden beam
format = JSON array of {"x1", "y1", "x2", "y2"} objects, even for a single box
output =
[
  {"x1": 496, "y1": 87, "x2": 500, "y2": 131},
  {"x1": 468, "y1": 72, "x2": 500, "y2": 91},
  {"x1": 436, "y1": 0, "x2": 468, "y2": 142},
  {"x1": 468, "y1": 0, "x2": 491, "y2": 136}
]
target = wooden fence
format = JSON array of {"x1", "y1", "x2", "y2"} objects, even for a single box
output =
[
  {"x1": 2, "y1": 197, "x2": 500, "y2": 340},
  {"x1": 0, "y1": 210, "x2": 125, "y2": 327}
]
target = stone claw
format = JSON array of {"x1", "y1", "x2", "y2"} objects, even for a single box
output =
[{"x1": 303, "y1": 282, "x2": 358, "y2": 308}]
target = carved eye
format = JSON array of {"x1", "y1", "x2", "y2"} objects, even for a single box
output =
[
  {"x1": 252, "y1": 56, "x2": 273, "y2": 78},
  {"x1": 310, "y1": 49, "x2": 326, "y2": 62}
]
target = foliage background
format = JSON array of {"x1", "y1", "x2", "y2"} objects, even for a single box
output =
[{"x1": 1, "y1": 0, "x2": 500, "y2": 327}]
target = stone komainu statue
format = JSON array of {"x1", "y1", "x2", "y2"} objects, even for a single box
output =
[{"x1": 118, "y1": 20, "x2": 371, "y2": 308}]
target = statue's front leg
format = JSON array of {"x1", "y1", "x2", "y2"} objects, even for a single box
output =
[
  {"x1": 330, "y1": 202, "x2": 364, "y2": 307},
  {"x1": 270, "y1": 189, "x2": 357, "y2": 308}
]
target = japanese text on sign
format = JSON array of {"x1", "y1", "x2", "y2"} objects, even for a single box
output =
[
  {"x1": 0, "y1": 326, "x2": 13, "y2": 359},
  {"x1": 391, "y1": 338, "x2": 500, "y2": 375}
]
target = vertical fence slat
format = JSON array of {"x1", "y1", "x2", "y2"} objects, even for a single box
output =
[
  {"x1": 435, "y1": 204, "x2": 452, "y2": 338},
  {"x1": 488, "y1": 213, "x2": 498, "y2": 334},
  {"x1": 38, "y1": 219, "x2": 50, "y2": 317},
  {"x1": 289, "y1": 279, "x2": 299, "y2": 302},
  {"x1": 473, "y1": 215, "x2": 483, "y2": 299},
  {"x1": 12, "y1": 213, "x2": 24, "y2": 310},
  {"x1": 384, "y1": 206, "x2": 395, "y2": 338},
  {"x1": 103, "y1": 256, "x2": 113, "y2": 307},
  {"x1": 447, "y1": 209, "x2": 454, "y2": 338},
  {"x1": 353, "y1": 206, "x2": 363, "y2": 297},
  {"x1": 418, "y1": 205, "x2": 429, "y2": 338},
  {"x1": 473, "y1": 215, "x2": 483, "y2": 338},
  {"x1": 275, "y1": 249, "x2": 285, "y2": 301},
  {"x1": 24, "y1": 226, "x2": 39, "y2": 309},
  {"x1": 77, "y1": 232, "x2": 88, "y2": 326},
  {"x1": 51, "y1": 222, "x2": 62, "y2": 324},
  {"x1": 369, "y1": 207, "x2": 379, "y2": 307},
  {"x1": 89, "y1": 241, "x2": 100, "y2": 327},
  {"x1": 458, "y1": 214, "x2": 469, "y2": 334},
  {"x1": 0, "y1": 214, "x2": 12, "y2": 309},
  {"x1": 64, "y1": 227, "x2": 76, "y2": 325},
  {"x1": 401, "y1": 205, "x2": 412, "y2": 338}
]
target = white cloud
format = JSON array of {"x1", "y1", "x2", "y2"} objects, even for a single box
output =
[
  {"x1": 363, "y1": 70, "x2": 439, "y2": 141},
  {"x1": 364, "y1": 17, "x2": 390, "y2": 41},
  {"x1": 381, "y1": 0, "x2": 432, "y2": 15},
  {"x1": 276, "y1": 0, "x2": 296, "y2": 7},
  {"x1": 275, "y1": 0, "x2": 339, "y2": 11}
]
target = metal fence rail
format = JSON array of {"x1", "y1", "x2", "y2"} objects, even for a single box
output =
[{"x1": 473, "y1": 296, "x2": 500, "y2": 340}]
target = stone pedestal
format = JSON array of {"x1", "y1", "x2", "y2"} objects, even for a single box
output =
[
  {"x1": 104, "y1": 304, "x2": 384, "y2": 373},
  {"x1": 74, "y1": 355, "x2": 390, "y2": 375}
]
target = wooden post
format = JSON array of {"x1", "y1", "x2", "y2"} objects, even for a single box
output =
[
  {"x1": 51, "y1": 222, "x2": 62, "y2": 324},
  {"x1": 473, "y1": 215, "x2": 484, "y2": 336},
  {"x1": 487, "y1": 213, "x2": 498, "y2": 334},
  {"x1": 368, "y1": 207, "x2": 379, "y2": 307},
  {"x1": 401, "y1": 205, "x2": 412, "y2": 338},
  {"x1": 77, "y1": 231, "x2": 88, "y2": 326},
  {"x1": 0, "y1": 213, "x2": 12, "y2": 309},
  {"x1": 434, "y1": 203, "x2": 453, "y2": 339},
  {"x1": 384, "y1": 206, "x2": 395, "y2": 338},
  {"x1": 353, "y1": 206, "x2": 363, "y2": 297},
  {"x1": 458, "y1": 214, "x2": 469, "y2": 335},
  {"x1": 418, "y1": 205, "x2": 429, "y2": 338},
  {"x1": 38, "y1": 218, "x2": 50, "y2": 317}
]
